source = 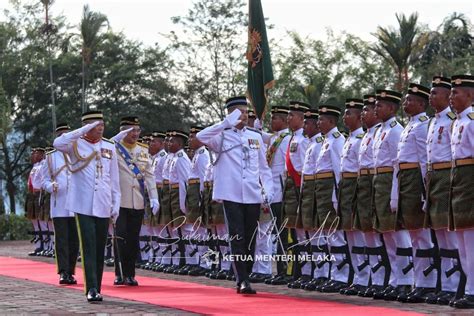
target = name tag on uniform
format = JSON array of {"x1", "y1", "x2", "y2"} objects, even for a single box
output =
[
  {"x1": 101, "y1": 148, "x2": 112, "y2": 159},
  {"x1": 290, "y1": 142, "x2": 298, "y2": 152},
  {"x1": 248, "y1": 139, "x2": 260, "y2": 149}
]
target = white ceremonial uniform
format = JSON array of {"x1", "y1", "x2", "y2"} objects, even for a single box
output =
[
  {"x1": 358, "y1": 123, "x2": 385, "y2": 287},
  {"x1": 316, "y1": 127, "x2": 347, "y2": 283},
  {"x1": 53, "y1": 125, "x2": 121, "y2": 218},
  {"x1": 373, "y1": 116, "x2": 413, "y2": 287},
  {"x1": 341, "y1": 127, "x2": 370, "y2": 287},
  {"x1": 41, "y1": 150, "x2": 72, "y2": 218},
  {"x1": 197, "y1": 124, "x2": 273, "y2": 204},
  {"x1": 451, "y1": 106, "x2": 474, "y2": 295},
  {"x1": 426, "y1": 107, "x2": 459, "y2": 293},
  {"x1": 29, "y1": 161, "x2": 44, "y2": 250},
  {"x1": 268, "y1": 128, "x2": 291, "y2": 203},
  {"x1": 286, "y1": 127, "x2": 309, "y2": 174},
  {"x1": 149, "y1": 149, "x2": 168, "y2": 264},
  {"x1": 397, "y1": 112, "x2": 436, "y2": 289},
  {"x1": 33, "y1": 159, "x2": 53, "y2": 248},
  {"x1": 298, "y1": 133, "x2": 325, "y2": 278},
  {"x1": 159, "y1": 152, "x2": 174, "y2": 265},
  {"x1": 169, "y1": 148, "x2": 192, "y2": 264}
]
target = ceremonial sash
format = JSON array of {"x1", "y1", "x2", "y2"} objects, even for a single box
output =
[
  {"x1": 266, "y1": 132, "x2": 290, "y2": 166},
  {"x1": 115, "y1": 142, "x2": 146, "y2": 201},
  {"x1": 285, "y1": 137, "x2": 301, "y2": 187}
]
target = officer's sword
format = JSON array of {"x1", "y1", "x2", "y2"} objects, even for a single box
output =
[{"x1": 112, "y1": 223, "x2": 124, "y2": 280}]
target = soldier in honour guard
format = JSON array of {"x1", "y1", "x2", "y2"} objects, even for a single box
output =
[
  {"x1": 396, "y1": 83, "x2": 437, "y2": 303},
  {"x1": 448, "y1": 74, "x2": 474, "y2": 309},
  {"x1": 197, "y1": 96, "x2": 273, "y2": 295},
  {"x1": 186, "y1": 126, "x2": 211, "y2": 277},
  {"x1": 297, "y1": 109, "x2": 327, "y2": 291},
  {"x1": 113, "y1": 116, "x2": 159, "y2": 286},
  {"x1": 354, "y1": 95, "x2": 388, "y2": 298},
  {"x1": 168, "y1": 130, "x2": 192, "y2": 275},
  {"x1": 313, "y1": 103, "x2": 348, "y2": 293},
  {"x1": 338, "y1": 98, "x2": 371, "y2": 296},
  {"x1": 53, "y1": 110, "x2": 121, "y2": 302},
  {"x1": 282, "y1": 100, "x2": 310, "y2": 289},
  {"x1": 160, "y1": 131, "x2": 176, "y2": 273},
  {"x1": 423, "y1": 76, "x2": 462, "y2": 305},
  {"x1": 148, "y1": 131, "x2": 168, "y2": 271},
  {"x1": 41, "y1": 123, "x2": 79, "y2": 285},
  {"x1": 371, "y1": 89, "x2": 414, "y2": 301},
  {"x1": 253, "y1": 105, "x2": 292, "y2": 285},
  {"x1": 26, "y1": 147, "x2": 46, "y2": 256}
]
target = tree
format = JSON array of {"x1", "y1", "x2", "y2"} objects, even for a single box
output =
[
  {"x1": 79, "y1": 4, "x2": 108, "y2": 112},
  {"x1": 415, "y1": 12, "x2": 474, "y2": 83},
  {"x1": 168, "y1": 0, "x2": 248, "y2": 124},
  {"x1": 371, "y1": 13, "x2": 424, "y2": 91}
]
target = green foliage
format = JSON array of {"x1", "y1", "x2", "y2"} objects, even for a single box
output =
[{"x1": 0, "y1": 214, "x2": 31, "y2": 240}]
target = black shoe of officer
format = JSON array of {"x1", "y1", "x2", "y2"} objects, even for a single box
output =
[
  {"x1": 59, "y1": 272, "x2": 70, "y2": 285},
  {"x1": 342, "y1": 284, "x2": 367, "y2": 296},
  {"x1": 452, "y1": 294, "x2": 474, "y2": 309},
  {"x1": 238, "y1": 280, "x2": 257, "y2": 295},
  {"x1": 373, "y1": 285, "x2": 394, "y2": 300},
  {"x1": 86, "y1": 288, "x2": 103, "y2": 302},
  {"x1": 67, "y1": 274, "x2": 77, "y2": 285},
  {"x1": 431, "y1": 291, "x2": 456, "y2": 305},
  {"x1": 113, "y1": 276, "x2": 124, "y2": 285},
  {"x1": 124, "y1": 277, "x2": 139, "y2": 286},
  {"x1": 404, "y1": 287, "x2": 436, "y2": 303},
  {"x1": 359, "y1": 285, "x2": 385, "y2": 298}
]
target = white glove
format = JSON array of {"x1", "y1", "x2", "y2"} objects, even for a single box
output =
[
  {"x1": 78, "y1": 120, "x2": 101, "y2": 135},
  {"x1": 254, "y1": 118, "x2": 263, "y2": 130},
  {"x1": 111, "y1": 208, "x2": 119, "y2": 223},
  {"x1": 390, "y1": 199, "x2": 398, "y2": 213},
  {"x1": 112, "y1": 127, "x2": 134, "y2": 142},
  {"x1": 223, "y1": 109, "x2": 242, "y2": 128},
  {"x1": 150, "y1": 198, "x2": 160, "y2": 215}
]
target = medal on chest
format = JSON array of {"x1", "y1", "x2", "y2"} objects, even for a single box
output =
[
  {"x1": 437, "y1": 126, "x2": 444, "y2": 143},
  {"x1": 458, "y1": 125, "x2": 464, "y2": 143},
  {"x1": 381, "y1": 132, "x2": 386, "y2": 141},
  {"x1": 248, "y1": 139, "x2": 260, "y2": 150},
  {"x1": 290, "y1": 141, "x2": 298, "y2": 153}
]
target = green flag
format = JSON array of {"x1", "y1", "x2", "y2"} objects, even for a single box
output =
[{"x1": 246, "y1": 0, "x2": 274, "y2": 120}]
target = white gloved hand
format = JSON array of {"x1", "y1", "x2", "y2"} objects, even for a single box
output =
[
  {"x1": 78, "y1": 120, "x2": 101, "y2": 135},
  {"x1": 112, "y1": 127, "x2": 134, "y2": 142},
  {"x1": 150, "y1": 198, "x2": 160, "y2": 215},
  {"x1": 223, "y1": 109, "x2": 242, "y2": 128},
  {"x1": 111, "y1": 208, "x2": 119, "y2": 223},
  {"x1": 390, "y1": 199, "x2": 398, "y2": 213},
  {"x1": 254, "y1": 118, "x2": 263, "y2": 130}
]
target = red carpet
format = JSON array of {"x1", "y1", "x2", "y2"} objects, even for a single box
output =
[{"x1": 0, "y1": 256, "x2": 423, "y2": 315}]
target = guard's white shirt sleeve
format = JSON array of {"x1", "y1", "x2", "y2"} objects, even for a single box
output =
[
  {"x1": 110, "y1": 147, "x2": 121, "y2": 215},
  {"x1": 177, "y1": 156, "x2": 191, "y2": 213},
  {"x1": 389, "y1": 126, "x2": 402, "y2": 203}
]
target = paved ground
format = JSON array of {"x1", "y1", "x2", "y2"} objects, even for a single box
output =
[{"x1": 0, "y1": 240, "x2": 471, "y2": 315}]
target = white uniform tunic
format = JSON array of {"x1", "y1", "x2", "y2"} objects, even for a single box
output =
[
  {"x1": 189, "y1": 146, "x2": 210, "y2": 192},
  {"x1": 301, "y1": 133, "x2": 323, "y2": 177},
  {"x1": 266, "y1": 128, "x2": 291, "y2": 203},
  {"x1": 286, "y1": 128, "x2": 309, "y2": 173},
  {"x1": 53, "y1": 125, "x2": 121, "y2": 218},
  {"x1": 426, "y1": 107, "x2": 455, "y2": 164},
  {"x1": 41, "y1": 150, "x2": 73, "y2": 218},
  {"x1": 340, "y1": 127, "x2": 364, "y2": 173},
  {"x1": 169, "y1": 149, "x2": 191, "y2": 213},
  {"x1": 197, "y1": 123, "x2": 273, "y2": 204},
  {"x1": 153, "y1": 149, "x2": 167, "y2": 184}
]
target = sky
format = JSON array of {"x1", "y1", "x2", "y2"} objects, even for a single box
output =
[{"x1": 1, "y1": 0, "x2": 473, "y2": 46}]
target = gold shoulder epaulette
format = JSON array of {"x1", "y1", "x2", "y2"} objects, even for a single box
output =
[
  {"x1": 390, "y1": 121, "x2": 397, "y2": 128},
  {"x1": 356, "y1": 133, "x2": 365, "y2": 139},
  {"x1": 102, "y1": 137, "x2": 114, "y2": 144},
  {"x1": 137, "y1": 142, "x2": 149, "y2": 148},
  {"x1": 419, "y1": 115, "x2": 429, "y2": 122},
  {"x1": 332, "y1": 131, "x2": 341, "y2": 138},
  {"x1": 447, "y1": 111, "x2": 456, "y2": 120},
  {"x1": 468, "y1": 112, "x2": 474, "y2": 120},
  {"x1": 316, "y1": 136, "x2": 324, "y2": 143}
]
